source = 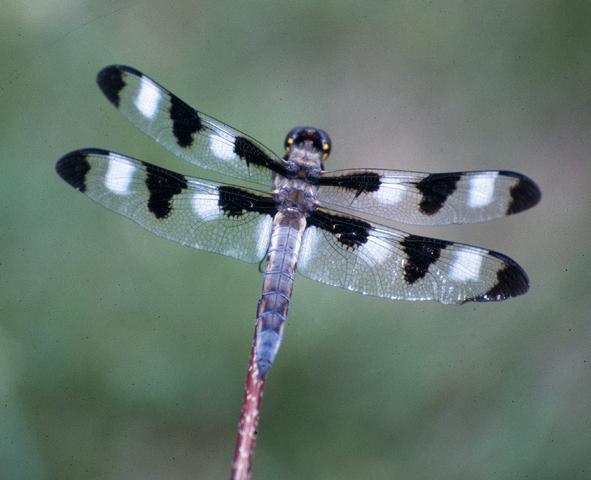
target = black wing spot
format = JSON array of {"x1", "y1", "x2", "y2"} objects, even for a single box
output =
[
  {"x1": 169, "y1": 95, "x2": 202, "y2": 148},
  {"x1": 318, "y1": 172, "x2": 382, "y2": 198},
  {"x1": 501, "y1": 172, "x2": 541, "y2": 215},
  {"x1": 416, "y1": 173, "x2": 461, "y2": 215},
  {"x1": 400, "y1": 235, "x2": 449, "y2": 284},
  {"x1": 218, "y1": 186, "x2": 277, "y2": 218},
  {"x1": 56, "y1": 151, "x2": 92, "y2": 193},
  {"x1": 307, "y1": 209, "x2": 371, "y2": 249},
  {"x1": 234, "y1": 137, "x2": 285, "y2": 175},
  {"x1": 143, "y1": 163, "x2": 188, "y2": 219},
  {"x1": 97, "y1": 66, "x2": 126, "y2": 108},
  {"x1": 469, "y1": 252, "x2": 529, "y2": 302}
]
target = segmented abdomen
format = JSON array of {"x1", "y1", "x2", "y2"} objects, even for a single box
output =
[{"x1": 254, "y1": 212, "x2": 305, "y2": 377}]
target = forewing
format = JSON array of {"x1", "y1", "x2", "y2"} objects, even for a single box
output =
[
  {"x1": 317, "y1": 169, "x2": 541, "y2": 225},
  {"x1": 56, "y1": 149, "x2": 277, "y2": 263},
  {"x1": 96, "y1": 65, "x2": 289, "y2": 186},
  {"x1": 298, "y1": 207, "x2": 529, "y2": 304}
]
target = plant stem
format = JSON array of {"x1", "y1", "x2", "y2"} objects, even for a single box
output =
[{"x1": 230, "y1": 326, "x2": 266, "y2": 480}]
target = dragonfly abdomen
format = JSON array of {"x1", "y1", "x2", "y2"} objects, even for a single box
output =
[{"x1": 255, "y1": 213, "x2": 306, "y2": 377}]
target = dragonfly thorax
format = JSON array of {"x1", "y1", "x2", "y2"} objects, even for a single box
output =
[{"x1": 274, "y1": 177, "x2": 317, "y2": 215}]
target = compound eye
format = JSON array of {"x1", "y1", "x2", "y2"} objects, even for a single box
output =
[{"x1": 285, "y1": 127, "x2": 304, "y2": 149}]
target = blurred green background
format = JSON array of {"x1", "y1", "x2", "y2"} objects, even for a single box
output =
[{"x1": 2, "y1": 1, "x2": 590, "y2": 479}]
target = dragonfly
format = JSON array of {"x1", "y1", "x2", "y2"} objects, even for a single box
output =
[{"x1": 56, "y1": 65, "x2": 541, "y2": 378}]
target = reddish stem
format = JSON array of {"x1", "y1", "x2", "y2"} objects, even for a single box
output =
[{"x1": 230, "y1": 326, "x2": 266, "y2": 480}]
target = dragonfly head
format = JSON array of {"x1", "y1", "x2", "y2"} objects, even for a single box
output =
[{"x1": 284, "y1": 127, "x2": 332, "y2": 164}]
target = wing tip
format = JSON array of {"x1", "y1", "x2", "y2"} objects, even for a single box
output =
[
  {"x1": 56, "y1": 150, "x2": 93, "y2": 192},
  {"x1": 96, "y1": 65, "x2": 142, "y2": 107},
  {"x1": 102, "y1": 64, "x2": 142, "y2": 76},
  {"x1": 464, "y1": 251, "x2": 530, "y2": 303},
  {"x1": 498, "y1": 171, "x2": 542, "y2": 215}
]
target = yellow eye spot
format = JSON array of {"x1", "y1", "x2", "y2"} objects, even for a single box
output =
[
  {"x1": 287, "y1": 137, "x2": 294, "y2": 145},
  {"x1": 322, "y1": 143, "x2": 329, "y2": 151}
]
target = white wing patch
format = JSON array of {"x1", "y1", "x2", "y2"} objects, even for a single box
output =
[
  {"x1": 209, "y1": 134, "x2": 237, "y2": 161},
  {"x1": 191, "y1": 192, "x2": 221, "y2": 220},
  {"x1": 467, "y1": 173, "x2": 498, "y2": 208},
  {"x1": 134, "y1": 76, "x2": 161, "y2": 120},
  {"x1": 104, "y1": 154, "x2": 136, "y2": 195},
  {"x1": 374, "y1": 177, "x2": 404, "y2": 205},
  {"x1": 449, "y1": 249, "x2": 484, "y2": 281},
  {"x1": 358, "y1": 234, "x2": 391, "y2": 265}
]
